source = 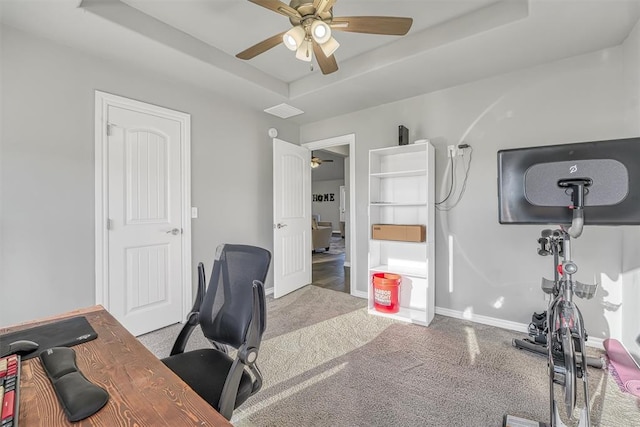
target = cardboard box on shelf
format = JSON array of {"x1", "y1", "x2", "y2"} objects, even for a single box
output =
[{"x1": 371, "y1": 224, "x2": 426, "y2": 242}]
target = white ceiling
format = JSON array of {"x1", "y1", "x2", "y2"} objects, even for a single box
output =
[{"x1": 2, "y1": 0, "x2": 639, "y2": 125}]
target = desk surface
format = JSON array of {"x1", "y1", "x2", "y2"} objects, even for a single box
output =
[{"x1": 0, "y1": 306, "x2": 232, "y2": 426}]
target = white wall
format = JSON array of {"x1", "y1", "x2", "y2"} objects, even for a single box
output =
[
  {"x1": 620, "y1": 19, "x2": 640, "y2": 361},
  {"x1": 312, "y1": 179, "x2": 343, "y2": 232},
  {"x1": 301, "y1": 40, "x2": 639, "y2": 351},
  {"x1": 0, "y1": 25, "x2": 298, "y2": 325}
]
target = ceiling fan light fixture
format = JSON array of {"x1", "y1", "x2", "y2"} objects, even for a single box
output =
[
  {"x1": 311, "y1": 159, "x2": 321, "y2": 168},
  {"x1": 319, "y1": 36, "x2": 340, "y2": 57},
  {"x1": 239, "y1": 1, "x2": 414, "y2": 76},
  {"x1": 283, "y1": 25, "x2": 305, "y2": 51},
  {"x1": 311, "y1": 20, "x2": 331, "y2": 44},
  {"x1": 295, "y1": 39, "x2": 313, "y2": 62}
]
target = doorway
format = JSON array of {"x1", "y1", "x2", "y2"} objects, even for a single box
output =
[
  {"x1": 94, "y1": 91, "x2": 192, "y2": 336},
  {"x1": 303, "y1": 134, "x2": 357, "y2": 298},
  {"x1": 311, "y1": 149, "x2": 348, "y2": 293}
]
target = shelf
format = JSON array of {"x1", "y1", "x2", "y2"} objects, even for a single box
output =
[
  {"x1": 369, "y1": 239, "x2": 426, "y2": 245},
  {"x1": 367, "y1": 306, "x2": 429, "y2": 326},
  {"x1": 370, "y1": 202, "x2": 427, "y2": 207},
  {"x1": 370, "y1": 169, "x2": 427, "y2": 178},
  {"x1": 369, "y1": 264, "x2": 427, "y2": 278},
  {"x1": 369, "y1": 143, "x2": 427, "y2": 156},
  {"x1": 368, "y1": 142, "x2": 434, "y2": 327}
]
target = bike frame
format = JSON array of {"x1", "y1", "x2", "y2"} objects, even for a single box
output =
[
  {"x1": 544, "y1": 231, "x2": 591, "y2": 427},
  {"x1": 539, "y1": 179, "x2": 595, "y2": 427}
]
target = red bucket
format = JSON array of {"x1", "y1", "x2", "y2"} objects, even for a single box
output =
[{"x1": 372, "y1": 273, "x2": 401, "y2": 313}]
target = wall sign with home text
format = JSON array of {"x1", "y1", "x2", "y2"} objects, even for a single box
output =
[{"x1": 313, "y1": 193, "x2": 335, "y2": 202}]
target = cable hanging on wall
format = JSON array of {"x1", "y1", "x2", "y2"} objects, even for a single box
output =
[{"x1": 436, "y1": 144, "x2": 473, "y2": 211}]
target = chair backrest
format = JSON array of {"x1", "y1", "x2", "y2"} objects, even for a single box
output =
[{"x1": 198, "y1": 244, "x2": 271, "y2": 349}]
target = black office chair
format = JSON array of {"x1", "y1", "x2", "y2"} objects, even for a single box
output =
[{"x1": 162, "y1": 244, "x2": 271, "y2": 420}]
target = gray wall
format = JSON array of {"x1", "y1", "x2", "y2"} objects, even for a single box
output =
[
  {"x1": 0, "y1": 25, "x2": 298, "y2": 325},
  {"x1": 301, "y1": 24, "x2": 640, "y2": 356}
]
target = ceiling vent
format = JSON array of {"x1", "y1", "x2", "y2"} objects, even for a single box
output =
[{"x1": 264, "y1": 103, "x2": 304, "y2": 119}]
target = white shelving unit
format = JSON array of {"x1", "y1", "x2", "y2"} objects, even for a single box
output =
[{"x1": 368, "y1": 142, "x2": 435, "y2": 326}]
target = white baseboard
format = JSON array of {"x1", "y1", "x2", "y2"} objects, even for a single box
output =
[
  {"x1": 435, "y1": 307, "x2": 529, "y2": 333},
  {"x1": 351, "y1": 290, "x2": 367, "y2": 299},
  {"x1": 265, "y1": 287, "x2": 274, "y2": 296},
  {"x1": 434, "y1": 307, "x2": 604, "y2": 349},
  {"x1": 587, "y1": 336, "x2": 604, "y2": 349}
]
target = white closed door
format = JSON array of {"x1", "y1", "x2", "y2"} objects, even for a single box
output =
[
  {"x1": 107, "y1": 105, "x2": 183, "y2": 336},
  {"x1": 273, "y1": 138, "x2": 311, "y2": 298}
]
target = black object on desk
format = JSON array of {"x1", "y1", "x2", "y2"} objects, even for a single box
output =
[
  {"x1": 39, "y1": 347, "x2": 109, "y2": 422},
  {"x1": 0, "y1": 316, "x2": 97, "y2": 360},
  {"x1": 1, "y1": 354, "x2": 21, "y2": 427}
]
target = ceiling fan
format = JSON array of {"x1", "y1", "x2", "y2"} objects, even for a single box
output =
[
  {"x1": 236, "y1": 0, "x2": 413, "y2": 75},
  {"x1": 311, "y1": 152, "x2": 334, "y2": 168}
]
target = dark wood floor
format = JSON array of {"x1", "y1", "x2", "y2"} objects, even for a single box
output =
[{"x1": 311, "y1": 253, "x2": 349, "y2": 294}]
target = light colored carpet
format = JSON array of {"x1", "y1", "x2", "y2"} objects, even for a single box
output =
[{"x1": 138, "y1": 286, "x2": 640, "y2": 427}]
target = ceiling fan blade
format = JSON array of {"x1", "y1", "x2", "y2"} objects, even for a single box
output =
[
  {"x1": 236, "y1": 31, "x2": 286, "y2": 60},
  {"x1": 331, "y1": 16, "x2": 413, "y2": 35},
  {"x1": 313, "y1": 0, "x2": 336, "y2": 15},
  {"x1": 249, "y1": 0, "x2": 301, "y2": 19},
  {"x1": 312, "y1": 41, "x2": 338, "y2": 75}
]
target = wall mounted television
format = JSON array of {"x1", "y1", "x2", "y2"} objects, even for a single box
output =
[{"x1": 497, "y1": 136, "x2": 640, "y2": 225}]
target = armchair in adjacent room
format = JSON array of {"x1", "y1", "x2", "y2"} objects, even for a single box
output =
[
  {"x1": 161, "y1": 244, "x2": 271, "y2": 420},
  {"x1": 312, "y1": 214, "x2": 332, "y2": 252}
]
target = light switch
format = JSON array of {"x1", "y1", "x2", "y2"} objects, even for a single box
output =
[{"x1": 191, "y1": 207, "x2": 198, "y2": 218}]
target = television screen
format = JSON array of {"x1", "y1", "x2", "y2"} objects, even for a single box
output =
[{"x1": 497, "y1": 137, "x2": 640, "y2": 225}]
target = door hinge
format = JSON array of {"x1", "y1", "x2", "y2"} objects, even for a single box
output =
[
  {"x1": 107, "y1": 123, "x2": 114, "y2": 136},
  {"x1": 107, "y1": 218, "x2": 112, "y2": 230}
]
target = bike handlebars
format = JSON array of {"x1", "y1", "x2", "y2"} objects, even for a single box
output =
[{"x1": 558, "y1": 178, "x2": 592, "y2": 239}]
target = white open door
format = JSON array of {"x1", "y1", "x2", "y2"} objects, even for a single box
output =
[{"x1": 273, "y1": 138, "x2": 311, "y2": 298}]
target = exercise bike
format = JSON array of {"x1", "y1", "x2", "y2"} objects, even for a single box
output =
[
  {"x1": 539, "y1": 179, "x2": 598, "y2": 427},
  {"x1": 512, "y1": 238, "x2": 604, "y2": 372}
]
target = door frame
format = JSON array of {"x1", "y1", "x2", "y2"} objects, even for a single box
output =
[
  {"x1": 303, "y1": 134, "x2": 360, "y2": 298},
  {"x1": 94, "y1": 90, "x2": 192, "y2": 319}
]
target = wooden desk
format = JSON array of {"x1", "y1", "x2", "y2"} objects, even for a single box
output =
[{"x1": 0, "y1": 306, "x2": 232, "y2": 426}]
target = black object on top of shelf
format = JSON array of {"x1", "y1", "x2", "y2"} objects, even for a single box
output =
[{"x1": 399, "y1": 125, "x2": 409, "y2": 145}]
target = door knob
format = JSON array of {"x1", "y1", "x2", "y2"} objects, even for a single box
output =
[
  {"x1": 166, "y1": 228, "x2": 180, "y2": 235},
  {"x1": 276, "y1": 223, "x2": 287, "y2": 229}
]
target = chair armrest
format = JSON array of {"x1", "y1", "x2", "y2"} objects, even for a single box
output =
[
  {"x1": 238, "y1": 280, "x2": 265, "y2": 363},
  {"x1": 169, "y1": 313, "x2": 198, "y2": 356},
  {"x1": 170, "y1": 262, "x2": 206, "y2": 356},
  {"x1": 218, "y1": 279, "x2": 266, "y2": 419}
]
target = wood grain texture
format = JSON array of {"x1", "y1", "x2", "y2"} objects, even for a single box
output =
[
  {"x1": 1, "y1": 306, "x2": 231, "y2": 426},
  {"x1": 312, "y1": 257, "x2": 349, "y2": 294},
  {"x1": 331, "y1": 16, "x2": 413, "y2": 35},
  {"x1": 236, "y1": 31, "x2": 286, "y2": 60},
  {"x1": 312, "y1": 41, "x2": 338, "y2": 75}
]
